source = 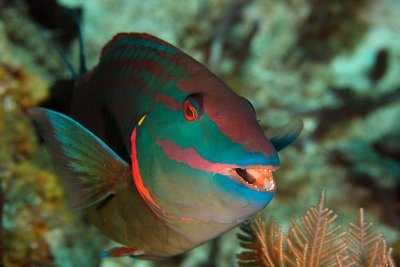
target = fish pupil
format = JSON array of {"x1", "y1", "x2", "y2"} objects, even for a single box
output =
[
  {"x1": 235, "y1": 168, "x2": 256, "y2": 184},
  {"x1": 186, "y1": 106, "x2": 194, "y2": 118},
  {"x1": 183, "y1": 99, "x2": 198, "y2": 121}
]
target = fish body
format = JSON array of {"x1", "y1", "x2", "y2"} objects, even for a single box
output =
[{"x1": 30, "y1": 33, "x2": 301, "y2": 259}]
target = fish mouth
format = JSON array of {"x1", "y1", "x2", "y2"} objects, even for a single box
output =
[{"x1": 222, "y1": 166, "x2": 278, "y2": 192}]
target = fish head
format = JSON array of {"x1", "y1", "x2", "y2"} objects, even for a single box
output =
[{"x1": 131, "y1": 63, "x2": 279, "y2": 226}]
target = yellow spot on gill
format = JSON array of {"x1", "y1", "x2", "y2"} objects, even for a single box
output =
[{"x1": 138, "y1": 115, "x2": 147, "y2": 126}]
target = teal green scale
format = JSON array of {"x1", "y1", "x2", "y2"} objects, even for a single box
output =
[
  {"x1": 71, "y1": 33, "x2": 190, "y2": 155},
  {"x1": 29, "y1": 33, "x2": 302, "y2": 259}
]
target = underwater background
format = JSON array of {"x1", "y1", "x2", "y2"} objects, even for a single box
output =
[{"x1": 0, "y1": 0, "x2": 399, "y2": 266}]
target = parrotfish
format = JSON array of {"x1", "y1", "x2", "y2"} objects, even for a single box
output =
[{"x1": 29, "y1": 33, "x2": 301, "y2": 259}]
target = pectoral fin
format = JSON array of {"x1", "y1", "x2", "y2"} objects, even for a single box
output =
[
  {"x1": 267, "y1": 118, "x2": 303, "y2": 151},
  {"x1": 29, "y1": 108, "x2": 131, "y2": 209},
  {"x1": 100, "y1": 247, "x2": 145, "y2": 258}
]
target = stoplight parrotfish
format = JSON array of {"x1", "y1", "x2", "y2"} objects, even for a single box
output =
[{"x1": 29, "y1": 33, "x2": 302, "y2": 259}]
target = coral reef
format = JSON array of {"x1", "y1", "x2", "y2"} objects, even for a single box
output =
[
  {"x1": 0, "y1": 0, "x2": 399, "y2": 266},
  {"x1": 237, "y1": 193, "x2": 395, "y2": 266},
  {"x1": 0, "y1": 62, "x2": 57, "y2": 265},
  {"x1": 0, "y1": 60, "x2": 106, "y2": 267},
  {"x1": 295, "y1": 0, "x2": 369, "y2": 61},
  {"x1": 0, "y1": 0, "x2": 67, "y2": 82}
]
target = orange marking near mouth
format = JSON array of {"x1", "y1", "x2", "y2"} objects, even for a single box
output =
[{"x1": 104, "y1": 247, "x2": 144, "y2": 257}]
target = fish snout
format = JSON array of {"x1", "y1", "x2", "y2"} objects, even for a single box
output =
[{"x1": 221, "y1": 166, "x2": 278, "y2": 192}]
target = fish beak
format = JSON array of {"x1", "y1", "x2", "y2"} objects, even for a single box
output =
[{"x1": 222, "y1": 166, "x2": 278, "y2": 192}]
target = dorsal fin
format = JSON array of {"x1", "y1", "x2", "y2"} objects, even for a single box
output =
[
  {"x1": 54, "y1": 9, "x2": 87, "y2": 80},
  {"x1": 100, "y1": 33, "x2": 181, "y2": 60},
  {"x1": 77, "y1": 22, "x2": 87, "y2": 76},
  {"x1": 54, "y1": 44, "x2": 79, "y2": 80}
]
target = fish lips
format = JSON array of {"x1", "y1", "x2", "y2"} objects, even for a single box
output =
[{"x1": 221, "y1": 165, "x2": 278, "y2": 192}]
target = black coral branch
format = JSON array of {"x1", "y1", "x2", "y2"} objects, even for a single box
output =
[{"x1": 236, "y1": 193, "x2": 396, "y2": 267}]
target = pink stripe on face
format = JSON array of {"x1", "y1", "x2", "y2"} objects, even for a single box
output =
[
  {"x1": 155, "y1": 138, "x2": 238, "y2": 173},
  {"x1": 132, "y1": 128, "x2": 215, "y2": 222}
]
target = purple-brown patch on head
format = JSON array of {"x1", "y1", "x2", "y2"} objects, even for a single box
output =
[
  {"x1": 154, "y1": 94, "x2": 181, "y2": 111},
  {"x1": 176, "y1": 64, "x2": 276, "y2": 158}
]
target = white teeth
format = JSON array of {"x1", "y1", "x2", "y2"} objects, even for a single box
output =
[
  {"x1": 246, "y1": 168, "x2": 272, "y2": 180},
  {"x1": 226, "y1": 166, "x2": 277, "y2": 192},
  {"x1": 246, "y1": 168, "x2": 275, "y2": 191},
  {"x1": 262, "y1": 176, "x2": 275, "y2": 191}
]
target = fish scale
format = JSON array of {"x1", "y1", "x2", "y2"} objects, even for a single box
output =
[{"x1": 29, "y1": 33, "x2": 302, "y2": 259}]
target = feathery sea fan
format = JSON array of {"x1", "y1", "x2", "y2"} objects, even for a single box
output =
[{"x1": 237, "y1": 193, "x2": 395, "y2": 267}]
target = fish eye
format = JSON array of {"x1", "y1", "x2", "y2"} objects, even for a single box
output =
[{"x1": 183, "y1": 94, "x2": 202, "y2": 122}]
